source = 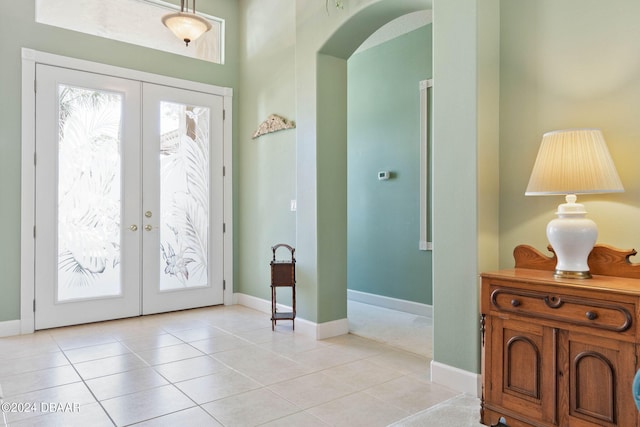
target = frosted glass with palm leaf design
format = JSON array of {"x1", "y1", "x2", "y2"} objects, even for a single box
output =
[
  {"x1": 159, "y1": 102, "x2": 209, "y2": 290},
  {"x1": 35, "y1": 62, "x2": 225, "y2": 328},
  {"x1": 57, "y1": 85, "x2": 123, "y2": 301}
]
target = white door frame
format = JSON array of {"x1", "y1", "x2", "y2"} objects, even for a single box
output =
[{"x1": 20, "y1": 48, "x2": 234, "y2": 334}]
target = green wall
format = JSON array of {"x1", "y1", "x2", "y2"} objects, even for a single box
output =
[
  {"x1": 347, "y1": 25, "x2": 433, "y2": 305},
  {"x1": 432, "y1": 0, "x2": 500, "y2": 375},
  {"x1": 499, "y1": 0, "x2": 640, "y2": 267},
  {"x1": 0, "y1": 0, "x2": 239, "y2": 322},
  {"x1": 317, "y1": 53, "x2": 349, "y2": 322},
  {"x1": 236, "y1": 0, "x2": 297, "y2": 306}
]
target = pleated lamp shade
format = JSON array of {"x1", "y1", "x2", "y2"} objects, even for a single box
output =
[{"x1": 525, "y1": 129, "x2": 624, "y2": 196}]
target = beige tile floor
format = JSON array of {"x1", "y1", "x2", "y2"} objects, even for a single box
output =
[
  {"x1": 348, "y1": 301, "x2": 484, "y2": 426},
  {"x1": 347, "y1": 300, "x2": 432, "y2": 358},
  {"x1": 0, "y1": 304, "x2": 482, "y2": 426}
]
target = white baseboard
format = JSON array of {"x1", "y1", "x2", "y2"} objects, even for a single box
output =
[
  {"x1": 3, "y1": 294, "x2": 348, "y2": 341},
  {"x1": 0, "y1": 320, "x2": 21, "y2": 338},
  {"x1": 314, "y1": 317, "x2": 349, "y2": 339},
  {"x1": 431, "y1": 360, "x2": 481, "y2": 397},
  {"x1": 234, "y1": 293, "x2": 348, "y2": 340},
  {"x1": 347, "y1": 289, "x2": 432, "y2": 317},
  {"x1": 235, "y1": 292, "x2": 272, "y2": 314}
]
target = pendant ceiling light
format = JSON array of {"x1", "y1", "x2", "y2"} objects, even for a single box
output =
[{"x1": 162, "y1": 0, "x2": 212, "y2": 46}]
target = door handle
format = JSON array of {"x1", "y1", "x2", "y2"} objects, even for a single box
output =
[
  {"x1": 144, "y1": 224, "x2": 153, "y2": 231},
  {"x1": 129, "y1": 224, "x2": 138, "y2": 231}
]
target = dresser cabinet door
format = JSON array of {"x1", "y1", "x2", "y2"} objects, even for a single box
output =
[
  {"x1": 558, "y1": 331, "x2": 638, "y2": 427},
  {"x1": 488, "y1": 317, "x2": 558, "y2": 425}
]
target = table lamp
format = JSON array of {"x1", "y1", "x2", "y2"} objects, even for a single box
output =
[{"x1": 525, "y1": 129, "x2": 624, "y2": 279}]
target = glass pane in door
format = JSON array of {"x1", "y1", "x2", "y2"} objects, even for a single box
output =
[
  {"x1": 159, "y1": 102, "x2": 210, "y2": 290},
  {"x1": 57, "y1": 85, "x2": 122, "y2": 301}
]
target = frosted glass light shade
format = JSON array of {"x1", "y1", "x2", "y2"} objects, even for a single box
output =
[
  {"x1": 525, "y1": 129, "x2": 624, "y2": 279},
  {"x1": 162, "y1": 12, "x2": 211, "y2": 46},
  {"x1": 525, "y1": 129, "x2": 623, "y2": 195}
]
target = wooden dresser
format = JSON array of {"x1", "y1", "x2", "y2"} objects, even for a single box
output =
[{"x1": 481, "y1": 245, "x2": 640, "y2": 427}]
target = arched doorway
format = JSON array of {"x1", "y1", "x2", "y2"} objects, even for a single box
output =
[
  {"x1": 296, "y1": 0, "x2": 433, "y2": 345},
  {"x1": 343, "y1": 13, "x2": 433, "y2": 357}
]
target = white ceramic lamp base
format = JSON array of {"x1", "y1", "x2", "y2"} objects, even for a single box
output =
[{"x1": 546, "y1": 195, "x2": 597, "y2": 279}]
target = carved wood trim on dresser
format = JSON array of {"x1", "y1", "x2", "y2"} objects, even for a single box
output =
[{"x1": 481, "y1": 244, "x2": 640, "y2": 427}]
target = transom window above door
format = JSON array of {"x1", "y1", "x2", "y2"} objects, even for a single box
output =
[{"x1": 35, "y1": 0, "x2": 225, "y2": 64}]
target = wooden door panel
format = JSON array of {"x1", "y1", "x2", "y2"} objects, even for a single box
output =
[
  {"x1": 489, "y1": 317, "x2": 558, "y2": 425},
  {"x1": 559, "y1": 331, "x2": 638, "y2": 427},
  {"x1": 504, "y1": 331, "x2": 541, "y2": 400}
]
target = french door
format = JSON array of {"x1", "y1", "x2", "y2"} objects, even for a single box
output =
[
  {"x1": 34, "y1": 64, "x2": 224, "y2": 329},
  {"x1": 141, "y1": 83, "x2": 224, "y2": 315}
]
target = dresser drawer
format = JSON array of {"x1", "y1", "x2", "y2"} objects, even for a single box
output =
[{"x1": 489, "y1": 287, "x2": 634, "y2": 334}]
